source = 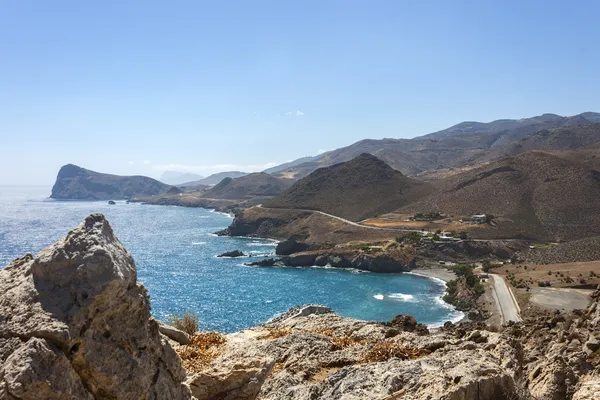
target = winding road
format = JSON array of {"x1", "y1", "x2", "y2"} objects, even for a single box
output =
[{"x1": 489, "y1": 274, "x2": 522, "y2": 323}]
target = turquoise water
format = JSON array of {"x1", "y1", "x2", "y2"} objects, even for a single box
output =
[{"x1": 0, "y1": 186, "x2": 462, "y2": 332}]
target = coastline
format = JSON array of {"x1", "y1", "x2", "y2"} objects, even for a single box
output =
[{"x1": 408, "y1": 268, "x2": 456, "y2": 283}]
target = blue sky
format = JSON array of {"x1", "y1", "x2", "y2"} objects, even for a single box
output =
[{"x1": 1, "y1": 0, "x2": 599, "y2": 184}]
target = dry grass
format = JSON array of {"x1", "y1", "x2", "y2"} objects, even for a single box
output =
[
  {"x1": 169, "y1": 312, "x2": 200, "y2": 335},
  {"x1": 259, "y1": 327, "x2": 293, "y2": 340},
  {"x1": 310, "y1": 328, "x2": 367, "y2": 348},
  {"x1": 361, "y1": 341, "x2": 430, "y2": 363},
  {"x1": 176, "y1": 331, "x2": 226, "y2": 373}
]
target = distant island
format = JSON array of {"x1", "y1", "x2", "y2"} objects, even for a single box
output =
[{"x1": 50, "y1": 164, "x2": 177, "y2": 200}]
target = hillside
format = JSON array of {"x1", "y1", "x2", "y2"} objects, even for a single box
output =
[
  {"x1": 270, "y1": 112, "x2": 600, "y2": 180},
  {"x1": 50, "y1": 164, "x2": 176, "y2": 200},
  {"x1": 265, "y1": 153, "x2": 433, "y2": 221},
  {"x1": 180, "y1": 171, "x2": 247, "y2": 186},
  {"x1": 201, "y1": 172, "x2": 293, "y2": 200},
  {"x1": 400, "y1": 151, "x2": 600, "y2": 241}
]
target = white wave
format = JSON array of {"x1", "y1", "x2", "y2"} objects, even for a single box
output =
[
  {"x1": 404, "y1": 271, "x2": 447, "y2": 288},
  {"x1": 265, "y1": 300, "x2": 273, "y2": 303},
  {"x1": 246, "y1": 242, "x2": 278, "y2": 247},
  {"x1": 373, "y1": 294, "x2": 384, "y2": 300},
  {"x1": 206, "y1": 233, "x2": 218, "y2": 237},
  {"x1": 388, "y1": 293, "x2": 415, "y2": 302},
  {"x1": 191, "y1": 242, "x2": 207, "y2": 245}
]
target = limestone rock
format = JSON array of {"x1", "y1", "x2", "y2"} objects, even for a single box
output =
[
  {"x1": 0, "y1": 214, "x2": 191, "y2": 400},
  {"x1": 157, "y1": 320, "x2": 191, "y2": 345}
]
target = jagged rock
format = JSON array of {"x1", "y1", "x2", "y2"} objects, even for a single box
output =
[
  {"x1": 108, "y1": 200, "x2": 116, "y2": 205},
  {"x1": 281, "y1": 254, "x2": 316, "y2": 267},
  {"x1": 157, "y1": 320, "x2": 190, "y2": 345},
  {"x1": 217, "y1": 250, "x2": 246, "y2": 258},
  {"x1": 185, "y1": 308, "x2": 523, "y2": 400},
  {"x1": 275, "y1": 237, "x2": 309, "y2": 256},
  {"x1": 246, "y1": 258, "x2": 278, "y2": 267},
  {"x1": 0, "y1": 214, "x2": 192, "y2": 400}
]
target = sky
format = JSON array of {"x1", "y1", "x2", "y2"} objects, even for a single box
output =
[{"x1": 1, "y1": 0, "x2": 599, "y2": 185}]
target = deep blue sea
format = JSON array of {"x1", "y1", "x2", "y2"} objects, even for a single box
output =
[{"x1": 0, "y1": 186, "x2": 462, "y2": 332}]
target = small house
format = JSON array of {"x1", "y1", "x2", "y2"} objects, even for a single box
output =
[{"x1": 471, "y1": 214, "x2": 487, "y2": 224}]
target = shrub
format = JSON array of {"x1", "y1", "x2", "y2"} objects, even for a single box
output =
[
  {"x1": 169, "y1": 312, "x2": 199, "y2": 335},
  {"x1": 458, "y1": 231, "x2": 468, "y2": 240}
]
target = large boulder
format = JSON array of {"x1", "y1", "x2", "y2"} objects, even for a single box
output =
[{"x1": 0, "y1": 214, "x2": 192, "y2": 400}]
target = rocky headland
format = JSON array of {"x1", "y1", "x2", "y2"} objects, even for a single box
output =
[
  {"x1": 1, "y1": 214, "x2": 599, "y2": 399},
  {"x1": 50, "y1": 164, "x2": 177, "y2": 200}
]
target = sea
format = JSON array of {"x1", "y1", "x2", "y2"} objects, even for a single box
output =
[{"x1": 0, "y1": 185, "x2": 463, "y2": 333}]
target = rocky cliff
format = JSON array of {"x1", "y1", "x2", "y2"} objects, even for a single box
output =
[
  {"x1": 50, "y1": 164, "x2": 177, "y2": 200},
  {"x1": 0, "y1": 214, "x2": 191, "y2": 399},
  {"x1": 2, "y1": 215, "x2": 599, "y2": 399}
]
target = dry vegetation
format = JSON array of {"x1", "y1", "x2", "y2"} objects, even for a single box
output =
[
  {"x1": 169, "y1": 312, "x2": 200, "y2": 335},
  {"x1": 361, "y1": 341, "x2": 430, "y2": 363},
  {"x1": 176, "y1": 331, "x2": 227, "y2": 373},
  {"x1": 259, "y1": 327, "x2": 293, "y2": 340},
  {"x1": 495, "y1": 261, "x2": 600, "y2": 289}
]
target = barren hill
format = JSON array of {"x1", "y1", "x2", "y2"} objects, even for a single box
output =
[
  {"x1": 400, "y1": 151, "x2": 600, "y2": 241},
  {"x1": 202, "y1": 172, "x2": 293, "y2": 200},
  {"x1": 50, "y1": 164, "x2": 176, "y2": 200},
  {"x1": 271, "y1": 112, "x2": 600, "y2": 180},
  {"x1": 265, "y1": 153, "x2": 433, "y2": 221}
]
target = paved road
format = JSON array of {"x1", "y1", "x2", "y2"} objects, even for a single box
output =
[{"x1": 489, "y1": 274, "x2": 522, "y2": 323}]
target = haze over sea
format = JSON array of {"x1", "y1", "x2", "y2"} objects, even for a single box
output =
[{"x1": 0, "y1": 186, "x2": 462, "y2": 332}]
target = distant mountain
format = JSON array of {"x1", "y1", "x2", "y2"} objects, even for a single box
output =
[
  {"x1": 265, "y1": 153, "x2": 433, "y2": 221},
  {"x1": 270, "y1": 112, "x2": 600, "y2": 180},
  {"x1": 479, "y1": 123, "x2": 600, "y2": 162},
  {"x1": 263, "y1": 156, "x2": 316, "y2": 175},
  {"x1": 201, "y1": 173, "x2": 293, "y2": 200},
  {"x1": 180, "y1": 171, "x2": 248, "y2": 186},
  {"x1": 159, "y1": 171, "x2": 204, "y2": 185},
  {"x1": 51, "y1": 164, "x2": 177, "y2": 200},
  {"x1": 400, "y1": 150, "x2": 600, "y2": 241}
]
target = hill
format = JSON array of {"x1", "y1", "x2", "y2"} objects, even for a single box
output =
[
  {"x1": 399, "y1": 151, "x2": 600, "y2": 241},
  {"x1": 201, "y1": 172, "x2": 293, "y2": 200},
  {"x1": 265, "y1": 153, "x2": 433, "y2": 221},
  {"x1": 50, "y1": 164, "x2": 176, "y2": 200},
  {"x1": 159, "y1": 171, "x2": 204, "y2": 185},
  {"x1": 263, "y1": 156, "x2": 316, "y2": 174},
  {"x1": 180, "y1": 171, "x2": 247, "y2": 186},
  {"x1": 270, "y1": 112, "x2": 600, "y2": 180}
]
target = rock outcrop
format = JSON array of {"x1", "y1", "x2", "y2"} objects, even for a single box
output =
[
  {"x1": 0, "y1": 214, "x2": 191, "y2": 399},
  {"x1": 50, "y1": 164, "x2": 176, "y2": 200},
  {"x1": 217, "y1": 250, "x2": 246, "y2": 258},
  {"x1": 185, "y1": 305, "x2": 523, "y2": 400}
]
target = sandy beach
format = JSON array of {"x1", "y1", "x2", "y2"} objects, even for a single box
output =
[{"x1": 410, "y1": 268, "x2": 456, "y2": 283}]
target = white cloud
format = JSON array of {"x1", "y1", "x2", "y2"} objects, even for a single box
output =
[
  {"x1": 295, "y1": 110, "x2": 304, "y2": 117},
  {"x1": 143, "y1": 160, "x2": 151, "y2": 165},
  {"x1": 128, "y1": 161, "x2": 135, "y2": 165},
  {"x1": 152, "y1": 162, "x2": 281, "y2": 175},
  {"x1": 284, "y1": 111, "x2": 293, "y2": 117}
]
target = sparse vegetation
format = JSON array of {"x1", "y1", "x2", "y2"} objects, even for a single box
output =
[
  {"x1": 176, "y1": 331, "x2": 226, "y2": 373},
  {"x1": 361, "y1": 341, "x2": 430, "y2": 363},
  {"x1": 169, "y1": 311, "x2": 199, "y2": 335}
]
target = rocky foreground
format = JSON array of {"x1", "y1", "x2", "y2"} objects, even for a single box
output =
[{"x1": 1, "y1": 214, "x2": 599, "y2": 399}]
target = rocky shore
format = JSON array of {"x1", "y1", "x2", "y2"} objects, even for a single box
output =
[{"x1": 1, "y1": 214, "x2": 599, "y2": 399}]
